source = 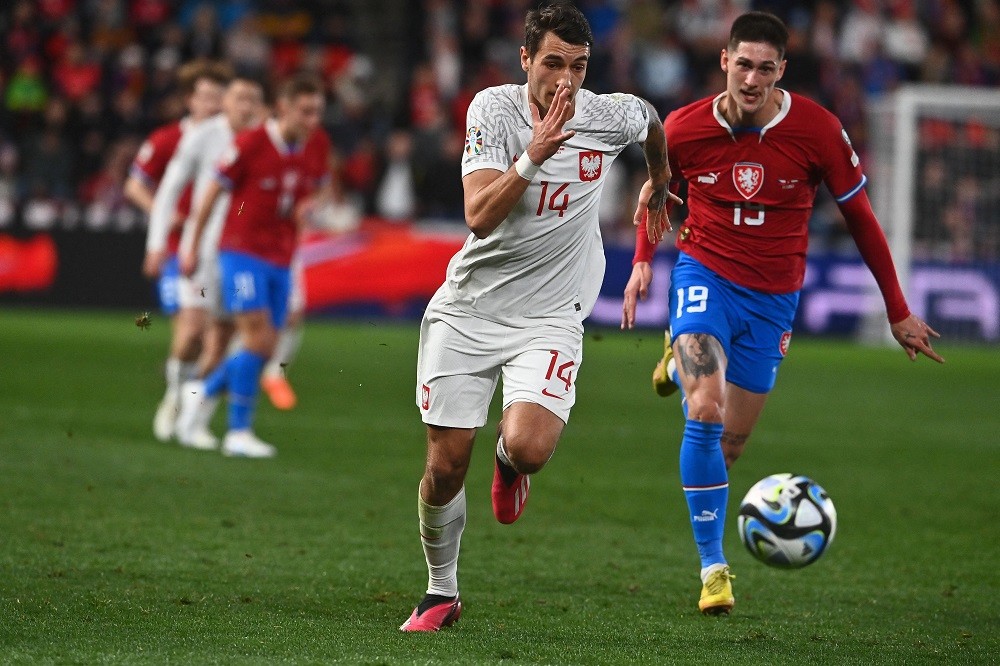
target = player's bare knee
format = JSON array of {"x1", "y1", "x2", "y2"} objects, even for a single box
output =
[
  {"x1": 502, "y1": 432, "x2": 556, "y2": 474},
  {"x1": 685, "y1": 392, "x2": 725, "y2": 424},
  {"x1": 423, "y1": 453, "x2": 469, "y2": 501}
]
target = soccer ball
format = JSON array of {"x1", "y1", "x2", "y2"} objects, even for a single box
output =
[{"x1": 737, "y1": 473, "x2": 837, "y2": 569}]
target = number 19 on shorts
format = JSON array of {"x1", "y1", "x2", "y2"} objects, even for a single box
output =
[{"x1": 676, "y1": 285, "x2": 709, "y2": 319}]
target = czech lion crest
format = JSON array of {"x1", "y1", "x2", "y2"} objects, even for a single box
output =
[{"x1": 733, "y1": 162, "x2": 764, "y2": 199}]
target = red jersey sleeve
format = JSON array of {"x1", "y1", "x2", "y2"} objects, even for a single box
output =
[
  {"x1": 816, "y1": 112, "x2": 867, "y2": 204},
  {"x1": 130, "y1": 125, "x2": 178, "y2": 185},
  {"x1": 817, "y1": 110, "x2": 909, "y2": 322}
]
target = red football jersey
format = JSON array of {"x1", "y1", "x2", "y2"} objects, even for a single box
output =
[
  {"x1": 216, "y1": 119, "x2": 331, "y2": 266},
  {"x1": 666, "y1": 91, "x2": 866, "y2": 293},
  {"x1": 131, "y1": 119, "x2": 193, "y2": 254}
]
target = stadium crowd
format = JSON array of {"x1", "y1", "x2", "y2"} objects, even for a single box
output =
[{"x1": 1, "y1": 0, "x2": 998, "y2": 254}]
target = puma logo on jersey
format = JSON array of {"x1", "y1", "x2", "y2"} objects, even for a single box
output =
[
  {"x1": 579, "y1": 151, "x2": 602, "y2": 181},
  {"x1": 696, "y1": 171, "x2": 720, "y2": 184},
  {"x1": 778, "y1": 178, "x2": 800, "y2": 190}
]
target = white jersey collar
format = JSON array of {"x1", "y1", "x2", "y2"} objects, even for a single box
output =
[
  {"x1": 265, "y1": 117, "x2": 301, "y2": 155},
  {"x1": 712, "y1": 88, "x2": 792, "y2": 141}
]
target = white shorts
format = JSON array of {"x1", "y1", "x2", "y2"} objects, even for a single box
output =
[
  {"x1": 178, "y1": 254, "x2": 227, "y2": 319},
  {"x1": 416, "y1": 292, "x2": 584, "y2": 428}
]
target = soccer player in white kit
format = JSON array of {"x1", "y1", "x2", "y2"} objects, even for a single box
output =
[
  {"x1": 147, "y1": 75, "x2": 266, "y2": 448},
  {"x1": 400, "y1": 4, "x2": 681, "y2": 632}
]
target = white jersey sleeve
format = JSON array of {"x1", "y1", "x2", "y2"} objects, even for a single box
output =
[
  {"x1": 461, "y1": 88, "x2": 523, "y2": 177},
  {"x1": 146, "y1": 124, "x2": 201, "y2": 253},
  {"x1": 183, "y1": 115, "x2": 235, "y2": 260}
]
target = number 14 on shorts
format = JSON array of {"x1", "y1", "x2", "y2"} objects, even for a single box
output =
[{"x1": 542, "y1": 350, "x2": 574, "y2": 400}]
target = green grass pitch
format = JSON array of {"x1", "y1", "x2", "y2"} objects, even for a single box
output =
[{"x1": 1, "y1": 308, "x2": 997, "y2": 664}]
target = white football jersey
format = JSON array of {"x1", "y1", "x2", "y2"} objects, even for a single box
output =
[
  {"x1": 448, "y1": 83, "x2": 649, "y2": 325},
  {"x1": 149, "y1": 113, "x2": 236, "y2": 261}
]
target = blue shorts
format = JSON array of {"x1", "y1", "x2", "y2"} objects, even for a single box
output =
[
  {"x1": 218, "y1": 251, "x2": 291, "y2": 328},
  {"x1": 668, "y1": 252, "x2": 799, "y2": 394},
  {"x1": 157, "y1": 254, "x2": 180, "y2": 316}
]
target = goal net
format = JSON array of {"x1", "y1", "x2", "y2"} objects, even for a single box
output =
[{"x1": 864, "y1": 85, "x2": 1000, "y2": 344}]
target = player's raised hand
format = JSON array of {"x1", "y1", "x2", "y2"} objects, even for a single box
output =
[
  {"x1": 525, "y1": 84, "x2": 576, "y2": 164},
  {"x1": 634, "y1": 179, "x2": 682, "y2": 244},
  {"x1": 621, "y1": 261, "x2": 653, "y2": 330},
  {"x1": 890, "y1": 314, "x2": 944, "y2": 363}
]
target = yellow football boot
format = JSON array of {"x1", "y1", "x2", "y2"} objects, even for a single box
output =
[
  {"x1": 652, "y1": 330, "x2": 679, "y2": 397},
  {"x1": 698, "y1": 566, "x2": 735, "y2": 615}
]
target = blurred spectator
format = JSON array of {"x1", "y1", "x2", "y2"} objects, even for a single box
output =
[
  {"x1": 839, "y1": 0, "x2": 883, "y2": 65},
  {"x1": 636, "y1": 30, "x2": 689, "y2": 112},
  {"x1": 52, "y1": 41, "x2": 102, "y2": 103},
  {"x1": 376, "y1": 129, "x2": 417, "y2": 221},
  {"x1": 182, "y1": 3, "x2": 224, "y2": 60},
  {"x1": 225, "y1": 15, "x2": 271, "y2": 79},
  {"x1": 5, "y1": 58, "x2": 48, "y2": 115}
]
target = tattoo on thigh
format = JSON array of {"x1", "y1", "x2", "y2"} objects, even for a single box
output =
[{"x1": 676, "y1": 334, "x2": 723, "y2": 378}]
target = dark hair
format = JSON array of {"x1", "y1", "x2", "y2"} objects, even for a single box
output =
[
  {"x1": 277, "y1": 73, "x2": 325, "y2": 101},
  {"x1": 524, "y1": 2, "x2": 594, "y2": 58},
  {"x1": 728, "y1": 11, "x2": 788, "y2": 58},
  {"x1": 230, "y1": 74, "x2": 268, "y2": 99},
  {"x1": 177, "y1": 59, "x2": 233, "y2": 95}
]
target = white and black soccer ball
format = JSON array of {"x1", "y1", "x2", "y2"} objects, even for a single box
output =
[{"x1": 737, "y1": 473, "x2": 837, "y2": 569}]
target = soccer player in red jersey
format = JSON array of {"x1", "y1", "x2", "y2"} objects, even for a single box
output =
[
  {"x1": 176, "y1": 75, "x2": 329, "y2": 458},
  {"x1": 621, "y1": 12, "x2": 943, "y2": 615},
  {"x1": 258, "y1": 130, "x2": 334, "y2": 413},
  {"x1": 124, "y1": 60, "x2": 229, "y2": 442}
]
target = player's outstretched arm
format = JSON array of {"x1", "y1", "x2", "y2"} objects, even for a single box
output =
[
  {"x1": 838, "y1": 190, "x2": 943, "y2": 363},
  {"x1": 463, "y1": 84, "x2": 576, "y2": 239},
  {"x1": 124, "y1": 176, "x2": 155, "y2": 214},
  {"x1": 621, "y1": 260, "x2": 652, "y2": 330}
]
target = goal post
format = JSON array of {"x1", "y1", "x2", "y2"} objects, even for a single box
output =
[{"x1": 863, "y1": 84, "x2": 1000, "y2": 344}]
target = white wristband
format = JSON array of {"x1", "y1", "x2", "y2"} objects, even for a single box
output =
[{"x1": 514, "y1": 152, "x2": 540, "y2": 181}]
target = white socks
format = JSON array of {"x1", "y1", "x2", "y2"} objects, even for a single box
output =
[
  {"x1": 419, "y1": 487, "x2": 466, "y2": 597},
  {"x1": 165, "y1": 358, "x2": 198, "y2": 398},
  {"x1": 264, "y1": 326, "x2": 303, "y2": 379},
  {"x1": 496, "y1": 433, "x2": 514, "y2": 468}
]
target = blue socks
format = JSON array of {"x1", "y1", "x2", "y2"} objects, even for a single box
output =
[
  {"x1": 679, "y1": 419, "x2": 728, "y2": 569},
  {"x1": 228, "y1": 350, "x2": 265, "y2": 430},
  {"x1": 202, "y1": 350, "x2": 267, "y2": 431}
]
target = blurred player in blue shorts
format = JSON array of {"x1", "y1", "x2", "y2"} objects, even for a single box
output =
[
  {"x1": 124, "y1": 60, "x2": 228, "y2": 442},
  {"x1": 176, "y1": 75, "x2": 330, "y2": 458}
]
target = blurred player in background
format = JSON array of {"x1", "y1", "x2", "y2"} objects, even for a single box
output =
[
  {"x1": 124, "y1": 60, "x2": 230, "y2": 442},
  {"x1": 400, "y1": 4, "x2": 680, "y2": 632},
  {"x1": 146, "y1": 74, "x2": 266, "y2": 448},
  {"x1": 176, "y1": 74, "x2": 330, "y2": 458},
  {"x1": 260, "y1": 150, "x2": 345, "y2": 412},
  {"x1": 621, "y1": 11, "x2": 944, "y2": 616}
]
